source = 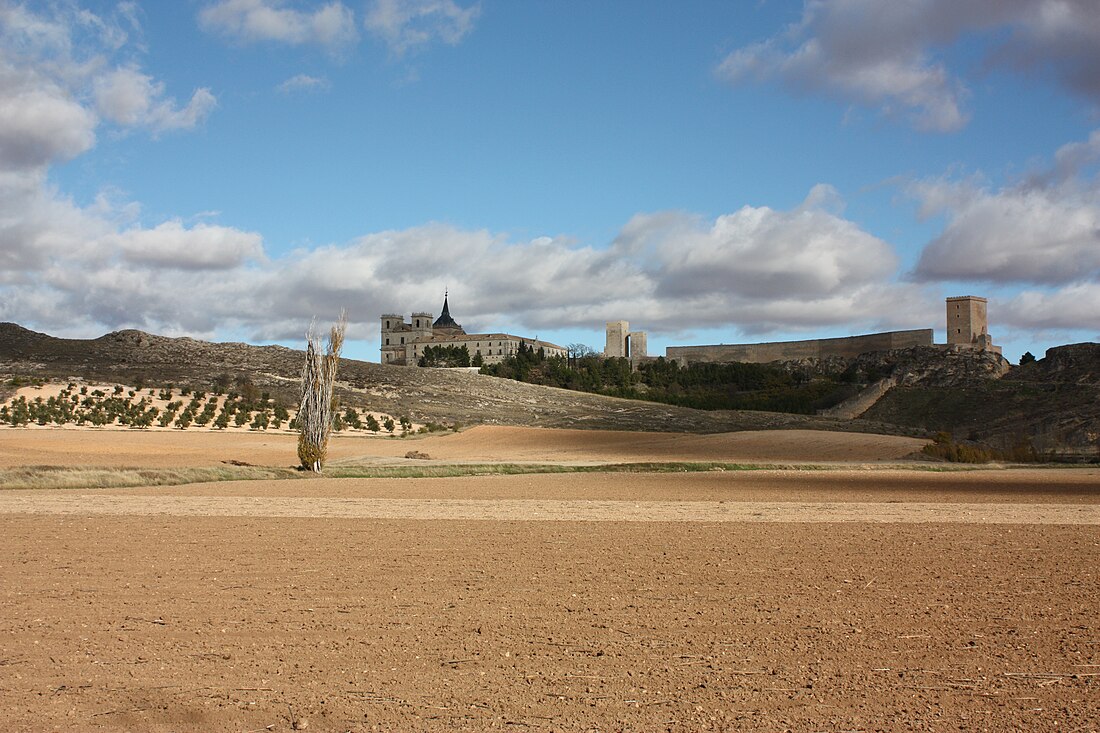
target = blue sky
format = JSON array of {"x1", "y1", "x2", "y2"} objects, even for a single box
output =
[{"x1": 2, "y1": 1, "x2": 1100, "y2": 364}]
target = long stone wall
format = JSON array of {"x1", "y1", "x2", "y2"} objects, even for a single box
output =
[{"x1": 666, "y1": 329, "x2": 934, "y2": 365}]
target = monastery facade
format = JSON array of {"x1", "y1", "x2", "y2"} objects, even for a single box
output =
[{"x1": 380, "y1": 295, "x2": 567, "y2": 366}]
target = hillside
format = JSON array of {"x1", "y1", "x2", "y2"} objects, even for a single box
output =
[
  {"x1": 0, "y1": 323, "x2": 910, "y2": 436},
  {"x1": 4, "y1": 323, "x2": 1097, "y2": 457},
  {"x1": 861, "y1": 344, "x2": 1100, "y2": 459}
]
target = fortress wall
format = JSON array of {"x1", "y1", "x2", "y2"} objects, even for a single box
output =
[{"x1": 666, "y1": 329, "x2": 934, "y2": 365}]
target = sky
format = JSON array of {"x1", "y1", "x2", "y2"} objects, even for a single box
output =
[{"x1": 2, "y1": 1, "x2": 1100, "y2": 365}]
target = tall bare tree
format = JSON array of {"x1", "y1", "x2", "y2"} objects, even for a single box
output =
[{"x1": 297, "y1": 312, "x2": 347, "y2": 472}]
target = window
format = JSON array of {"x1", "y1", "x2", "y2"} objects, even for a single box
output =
[
  {"x1": 400, "y1": 337, "x2": 405, "y2": 344},
  {"x1": 385, "y1": 338, "x2": 389, "y2": 345}
]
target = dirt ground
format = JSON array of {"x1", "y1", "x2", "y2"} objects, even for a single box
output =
[
  {"x1": 0, "y1": 425, "x2": 929, "y2": 469},
  {"x1": 1, "y1": 429, "x2": 1098, "y2": 732}
]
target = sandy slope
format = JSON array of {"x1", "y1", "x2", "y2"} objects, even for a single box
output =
[{"x1": 0, "y1": 424, "x2": 929, "y2": 469}]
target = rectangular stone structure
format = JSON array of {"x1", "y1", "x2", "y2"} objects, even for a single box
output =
[{"x1": 666, "y1": 329, "x2": 934, "y2": 365}]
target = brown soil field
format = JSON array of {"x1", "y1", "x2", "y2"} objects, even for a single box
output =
[
  {"x1": 1, "y1": 428, "x2": 1098, "y2": 732},
  {"x1": 0, "y1": 425, "x2": 929, "y2": 469}
]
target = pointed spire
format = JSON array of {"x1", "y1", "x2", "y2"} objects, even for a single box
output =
[{"x1": 433, "y1": 290, "x2": 463, "y2": 333}]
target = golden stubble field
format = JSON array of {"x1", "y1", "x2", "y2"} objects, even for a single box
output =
[{"x1": 1, "y1": 426, "x2": 1098, "y2": 732}]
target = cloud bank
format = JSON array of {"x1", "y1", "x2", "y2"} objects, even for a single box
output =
[
  {"x1": 719, "y1": 0, "x2": 1100, "y2": 132},
  {"x1": 911, "y1": 129, "x2": 1100, "y2": 332}
]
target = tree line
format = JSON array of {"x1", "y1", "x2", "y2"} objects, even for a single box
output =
[{"x1": 479, "y1": 345, "x2": 861, "y2": 414}]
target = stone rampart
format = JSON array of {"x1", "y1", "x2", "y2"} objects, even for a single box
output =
[{"x1": 667, "y1": 329, "x2": 934, "y2": 365}]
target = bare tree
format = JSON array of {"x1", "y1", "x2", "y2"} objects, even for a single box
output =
[{"x1": 297, "y1": 312, "x2": 347, "y2": 472}]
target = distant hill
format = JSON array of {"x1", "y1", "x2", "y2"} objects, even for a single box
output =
[
  {"x1": 0, "y1": 323, "x2": 906, "y2": 436},
  {"x1": 3, "y1": 323, "x2": 1096, "y2": 458}
]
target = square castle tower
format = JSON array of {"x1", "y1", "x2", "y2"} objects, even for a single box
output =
[{"x1": 946, "y1": 295, "x2": 998, "y2": 352}]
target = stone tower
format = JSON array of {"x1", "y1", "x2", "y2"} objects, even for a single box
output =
[
  {"x1": 605, "y1": 321, "x2": 629, "y2": 358},
  {"x1": 409, "y1": 311, "x2": 433, "y2": 341},
  {"x1": 380, "y1": 314, "x2": 406, "y2": 364},
  {"x1": 946, "y1": 296, "x2": 989, "y2": 347}
]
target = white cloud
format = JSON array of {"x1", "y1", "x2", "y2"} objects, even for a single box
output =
[
  {"x1": 1, "y1": 179, "x2": 927, "y2": 344},
  {"x1": 364, "y1": 0, "x2": 480, "y2": 56},
  {"x1": 0, "y1": 3, "x2": 234, "y2": 336},
  {"x1": 624, "y1": 185, "x2": 898, "y2": 303},
  {"x1": 911, "y1": 130, "x2": 1100, "y2": 284},
  {"x1": 719, "y1": 0, "x2": 1100, "y2": 132},
  {"x1": 199, "y1": 0, "x2": 358, "y2": 50},
  {"x1": 277, "y1": 73, "x2": 330, "y2": 94},
  {"x1": 0, "y1": 72, "x2": 97, "y2": 169},
  {"x1": 94, "y1": 67, "x2": 215, "y2": 133},
  {"x1": 1, "y1": 4, "x2": 215, "y2": 146},
  {"x1": 1001, "y1": 283, "x2": 1100, "y2": 332},
  {"x1": 114, "y1": 220, "x2": 264, "y2": 270}
]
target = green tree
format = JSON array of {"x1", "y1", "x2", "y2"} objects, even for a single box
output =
[
  {"x1": 344, "y1": 407, "x2": 362, "y2": 429},
  {"x1": 418, "y1": 344, "x2": 471, "y2": 367}
]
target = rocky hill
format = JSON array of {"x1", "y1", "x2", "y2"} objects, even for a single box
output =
[
  {"x1": 0, "y1": 323, "x2": 908, "y2": 436},
  {"x1": 861, "y1": 344, "x2": 1100, "y2": 459}
]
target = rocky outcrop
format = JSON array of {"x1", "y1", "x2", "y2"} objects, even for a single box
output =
[{"x1": 1009, "y1": 343, "x2": 1100, "y2": 385}]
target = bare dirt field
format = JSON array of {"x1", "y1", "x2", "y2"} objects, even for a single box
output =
[
  {"x1": 1, "y1": 428, "x2": 1098, "y2": 732},
  {"x1": 0, "y1": 425, "x2": 929, "y2": 469}
]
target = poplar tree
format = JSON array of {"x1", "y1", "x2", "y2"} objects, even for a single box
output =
[{"x1": 297, "y1": 313, "x2": 347, "y2": 472}]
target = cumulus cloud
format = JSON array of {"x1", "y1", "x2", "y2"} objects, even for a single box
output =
[
  {"x1": 277, "y1": 73, "x2": 330, "y2": 94},
  {"x1": 1000, "y1": 283, "x2": 1100, "y2": 332},
  {"x1": 94, "y1": 67, "x2": 215, "y2": 133},
  {"x1": 911, "y1": 130, "x2": 1100, "y2": 284},
  {"x1": 617, "y1": 185, "x2": 897, "y2": 303},
  {"x1": 1, "y1": 176, "x2": 928, "y2": 345},
  {"x1": 364, "y1": 0, "x2": 480, "y2": 56},
  {"x1": 1, "y1": 4, "x2": 215, "y2": 147},
  {"x1": 113, "y1": 221, "x2": 264, "y2": 270},
  {"x1": 719, "y1": 0, "x2": 1100, "y2": 132},
  {"x1": 0, "y1": 73, "x2": 97, "y2": 169},
  {"x1": 198, "y1": 0, "x2": 358, "y2": 50},
  {"x1": 0, "y1": 4, "x2": 240, "y2": 337}
]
